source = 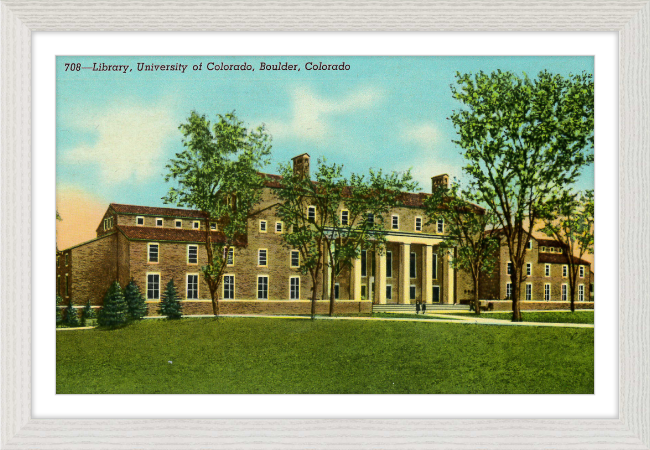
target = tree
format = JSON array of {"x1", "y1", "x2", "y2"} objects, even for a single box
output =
[
  {"x1": 164, "y1": 111, "x2": 271, "y2": 317},
  {"x1": 56, "y1": 294, "x2": 63, "y2": 325},
  {"x1": 64, "y1": 301, "x2": 80, "y2": 327},
  {"x1": 124, "y1": 279, "x2": 148, "y2": 321},
  {"x1": 276, "y1": 158, "x2": 417, "y2": 317},
  {"x1": 82, "y1": 300, "x2": 97, "y2": 327},
  {"x1": 539, "y1": 190, "x2": 594, "y2": 312},
  {"x1": 450, "y1": 70, "x2": 594, "y2": 321},
  {"x1": 160, "y1": 279, "x2": 182, "y2": 319},
  {"x1": 424, "y1": 180, "x2": 500, "y2": 315},
  {"x1": 98, "y1": 281, "x2": 129, "y2": 327}
]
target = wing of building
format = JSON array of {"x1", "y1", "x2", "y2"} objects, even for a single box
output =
[{"x1": 56, "y1": 153, "x2": 593, "y2": 316}]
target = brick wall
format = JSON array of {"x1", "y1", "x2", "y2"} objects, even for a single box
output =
[
  {"x1": 146, "y1": 300, "x2": 372, "y2": 316},
  {"x1": 486, "y1": 300, "x2": 594, "y2": 311}
]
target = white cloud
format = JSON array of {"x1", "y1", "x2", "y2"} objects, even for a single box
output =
[
  {"x1": 64, "y1": 101, "x2": 177, "y2": 183},
  {"x1": 401, "y1": 123, "x2": 442, "y2": 150},
  {"x1": 266, "y1": 86, "x2": 384, "y2": 141}
]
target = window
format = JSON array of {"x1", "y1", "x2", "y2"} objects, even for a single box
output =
[
  {"x1": 334, "y1": 283, "x2": 340, "y2": 300},
  {"x1": 507, "y1": 262, "x2": 512, "y2": 275},
  {"x1": 275, "y1": 221, "x2": 283, "y2": 233},
  {"x1": 580, "y1": 266, "x2": 585, "y2": 278},
  {"x1": 561, "y1": 284, "x2": 568, "y2": 301},
  {"x1": 563, "y1": 265, "x2": 568, "y2": 277},
  {"x1": 437, "y1": 218, "x2": 444, "y2": 233},
  {"x1": 506, "y1": 282, "x2": 512, "y2": 299},
  {"x1": 225, "y1": 248, "x2": 234, "y2": 266},
  {"x1": 259, "y1": 220, "x2": 267, "y2": 232},
  {"x1": 175, "y1": 220, "x2": 182, "y2": 228},
  {"x1": 57, "y1": 255, "x2": 60, "y2": 268},
  {"x1": 361, "y1": 285, "x2": 367, "y2": 300},
  {"x1": 290, "y1": 250, "x2": 300, "y2": 268},
  {"x1": 192, "y1": 221, "x2": 200, "y2": 229},
  {"x1": 65, "y1": 274, "x2": 69, "y2": 297},
  {"x1": 544, "y1": 283, "x2": 551, "y2": 301},
  {"x1": 136, "y1": 216, "x2": 144, "y2": 226},
  {"x1": 187, "y1": 274, "x2": 199, "y2": 299},
  {"x1": 64, "y1": 253, "x2": 68, "y2": 266},
  {"x1": 147, "y1": 274, "x2": 160, "y2": 300},
  {"x1": 187, "y1": 245, "x2": 198, "y2": 264},
  {"x1": 391, "y1": 215, "x2": 399, "y2": 230},
  {"x1": 386, "y1": 251, "x2": 392, "y2": 278},
  {"x1": 148, "y1": 243, "x2": 159, "y2": 263},
  {"x1": 57, "y1": 275, "x2": 60, "y2": 295},
  {"x1": 386, "y1": 285, "x2": 392, "y2": 300},
  {"x1": 257, "y1": 276, "x2": 268, "y2": 300},
  {"x1": 258, "y1": 249, "x2": 267, "y2": 266},
  {"x1": 367, "y1": 213, "x2": 375, "y2": 225},
  {"x1": 410, "y1": 285, "x2": 416, "y2": 300},
  {"x1": 223, "y1": 275, "x2": 235, "y2": 299},
  {"x1": 579, "y1": 284, "x2": 585, "y2": 301},
  {"x1": 525, "y1": 283, "x2": 532, "y2": 300},
  {"x1": 341, "y1": 210, "x2": 349, "y2": 226},
  {"x1": 541, "y1": 246, "x2": 546, "y2": 252},
  {"x1": 308, "y1": 206, "x2": 316, "y2": 222},
  {"x1": 210, "y1": 222, "x2": 217, "y2": 230},
  {"x1": 410, "y1": 252, "x2": 416, "y2": 278},
  {"x1": 526, "y1": 263, "x2": 532, "y2": 276},
  {"x1": 432, "y1": 253, "x2": 438, "y2": 279},
  {"x1": 103, "y1": 218, "x2": 107, "y2": 230},
  {"x1": 415, "y1": 217, "x2": 422, "y2": 232},
  {"x1": 156, "y1": 218, "x2": 163, "y2": 227},
  {"x1": 545, "y1": 264, "x2": 551, "y2": 277},
  {"x1": 290, "y1": 277, "x2": 300, "y2": 300},
  {"x1": 361, "y1": 250, "x2": 367, "y2": 277},
  {"x1": 526, "y1": 240, "x2": 533, "y2": 249}
]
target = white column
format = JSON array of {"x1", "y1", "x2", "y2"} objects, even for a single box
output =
[
  {"x1": 352, "y1": 255, "x2": 362, "y2": 301},
  {"x1": 400, "y1": 243, "x2": 411, "y2": 304},
  {"x1": 423, "y1": 244, "x2": 433, "y2": 304},
  {"x1": 446, "y1": 249, "x2": 455, "y2": 304},
  {"x1": 375, "y1": 249, "x2": 386, "y2": 304}
]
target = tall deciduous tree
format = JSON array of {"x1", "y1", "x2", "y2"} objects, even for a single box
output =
[
  {"x1": 539, "y1": 190, "x2": 594, "y2": 312},
  {"x1": 424, "y1": 180, "x2": 500, "y2": 315},
  {"x1": 163, "y1": 111, "x2": 271, "y2": 317},
  {"x1": 276, "y1": 158, "x2": 417, "y2": 317},
  {"x1": 450, "y1": 70, "x2": 594, "y2": 321}
]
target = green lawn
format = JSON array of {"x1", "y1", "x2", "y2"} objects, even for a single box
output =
[
  {"x1": 57, "y1": 317, "x2": 594, "y2": 394},
  {"x1": 371, "y1": 313, "x2": 464, "y2": 320},
  {"x1": 457, "y1": 311, "x2": 594, "y2": 324}
]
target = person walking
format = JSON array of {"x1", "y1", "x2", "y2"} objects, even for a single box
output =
[
  {"x1": 415, "y1": 300, "x2": 421, "y2": 315},
  {"x1": 421, "y1": 301, "x2": 427, "y2": 315}
]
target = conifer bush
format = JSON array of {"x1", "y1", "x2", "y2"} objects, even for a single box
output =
[
  {"x1": 82, "y1": 300, "x2": 97, "y2": 327},
  {"x1": 64, "y1": 302, "x2": 80, "y2": 327},
  {"x1": 160, "y1": 279, "x2": 182, "y2": 319},
  {"x1": 56, "y1": 295, "x2": 63, "y2": 325},
  {"x1": 124, "y1": 279, "x2": 148, "y2": 321},
  {"x1": 98, "y1": 281, "x2": 129, "y2": 328}
]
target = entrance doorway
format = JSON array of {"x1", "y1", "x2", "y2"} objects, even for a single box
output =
[{"x1": 432, "y1": 285, "x2": 440, "y2": 303}]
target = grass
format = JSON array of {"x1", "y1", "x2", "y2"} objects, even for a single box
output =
[
  {"x1": 57, "y1": 317, "x2": 594, "y2": 394},
  {"x1": 456, "y1": 311, "x2": 594, "y2": 324},
  {"x1": 371, "y1": 313, "x2": 464, "y2": 320}
]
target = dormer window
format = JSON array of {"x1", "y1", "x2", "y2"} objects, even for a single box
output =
[
  {"x1": 210, "y1": 222, "x2": 217, "y2": 230},
  {"x1": 175, "y1": 220, "x2": 182, "y2": 228},
  {"x1": 192, "y1": 221, "x2": 200, "y2": 230},
  {"x1": 136, "y1": 216, "x2": 144, "y2": 226},
  {"x1": 156, "y1": 218, "x2": 163, "y2": 227}
]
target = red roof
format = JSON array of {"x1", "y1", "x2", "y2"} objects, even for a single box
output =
[
  {"x1": 116, "y1": 225, "x2": 247, "y2": 246},
  {"x1": 110, "y1": 203, "x2": 207, "y2": 219},
  {"x1": 538, "y1": 253, "x2": 590, "y2": 265}
]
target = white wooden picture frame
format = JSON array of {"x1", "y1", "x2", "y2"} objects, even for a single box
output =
[{"x1": 1, "y1": 1, "x2": 648, "y2": 448}]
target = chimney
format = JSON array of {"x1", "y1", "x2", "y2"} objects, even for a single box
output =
[
  {"x1": 431, "y1": 174, "x2": 449, "y2": 193},
  {"x1": 292, "y1": 153, "x2": 311, "y2": 179}
]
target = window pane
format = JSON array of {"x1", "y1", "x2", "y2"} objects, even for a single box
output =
[
  {"x1": 188, "y1": 246, "x2": 198, "y2": 264},
  {"x1": 258, "y1": 277, "x2": 268, "y2": 299},
  {"x1": 361, "y1": 250, "x2": 367, "y2": 277},
  {"x1": 410, "y1": 253, "x2": 416, "y2": 278},
  {"x1": 386, "y1": 252, "x2": 392, "y2": 278}
]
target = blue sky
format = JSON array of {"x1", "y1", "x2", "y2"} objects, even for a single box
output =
[{"x1": 57, "y1": 55, "x2": 594, "y2": 209}]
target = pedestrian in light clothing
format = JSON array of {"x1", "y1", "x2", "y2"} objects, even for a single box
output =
[{"x1": 415, "y1": 300, "x2": 421, "y2": 315}]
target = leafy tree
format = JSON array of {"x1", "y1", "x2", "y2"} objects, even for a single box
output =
[
  {"x1": 98, "y1": 281, "x2": 129, "y2": 327},
  {"x1": 124, "y1": 279, "x2": 148, "y2": 321},
  {"x1": 82, "y1": 300, "x2": 97, "y2": 327},
  {"x1": 160, "y1": 279, "x2": 182, "y2": 320},
  {"x1": 276, "y1": 158, "x2": 417, "y2": 317},
  {"x1": 163, "y1": 111, "x2": 271, "y2": 317},
  {"x1": 64, "y1": 301, "x2": 80, "y2": 327},
  {"x1": 424, "y1": 180, "x2": 500, "y2": 315},
  {"x1": 56, "y1": 294, "x2": 63, "y2": 325},
  {"x1": 540, "y1": 190, "x2": 594, "y2": 312},
  {"x1": 450, "y1": 70, "x2": 594, "y2": 321}
]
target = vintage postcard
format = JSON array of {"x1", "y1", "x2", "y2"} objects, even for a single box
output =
[{"x1": 56, "y1": 56, "x2": 594, "y2": 394}]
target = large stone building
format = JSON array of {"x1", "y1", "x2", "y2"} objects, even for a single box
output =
[{"x1": 56, "y1": 153, "x2": 593, "y2": 315}]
